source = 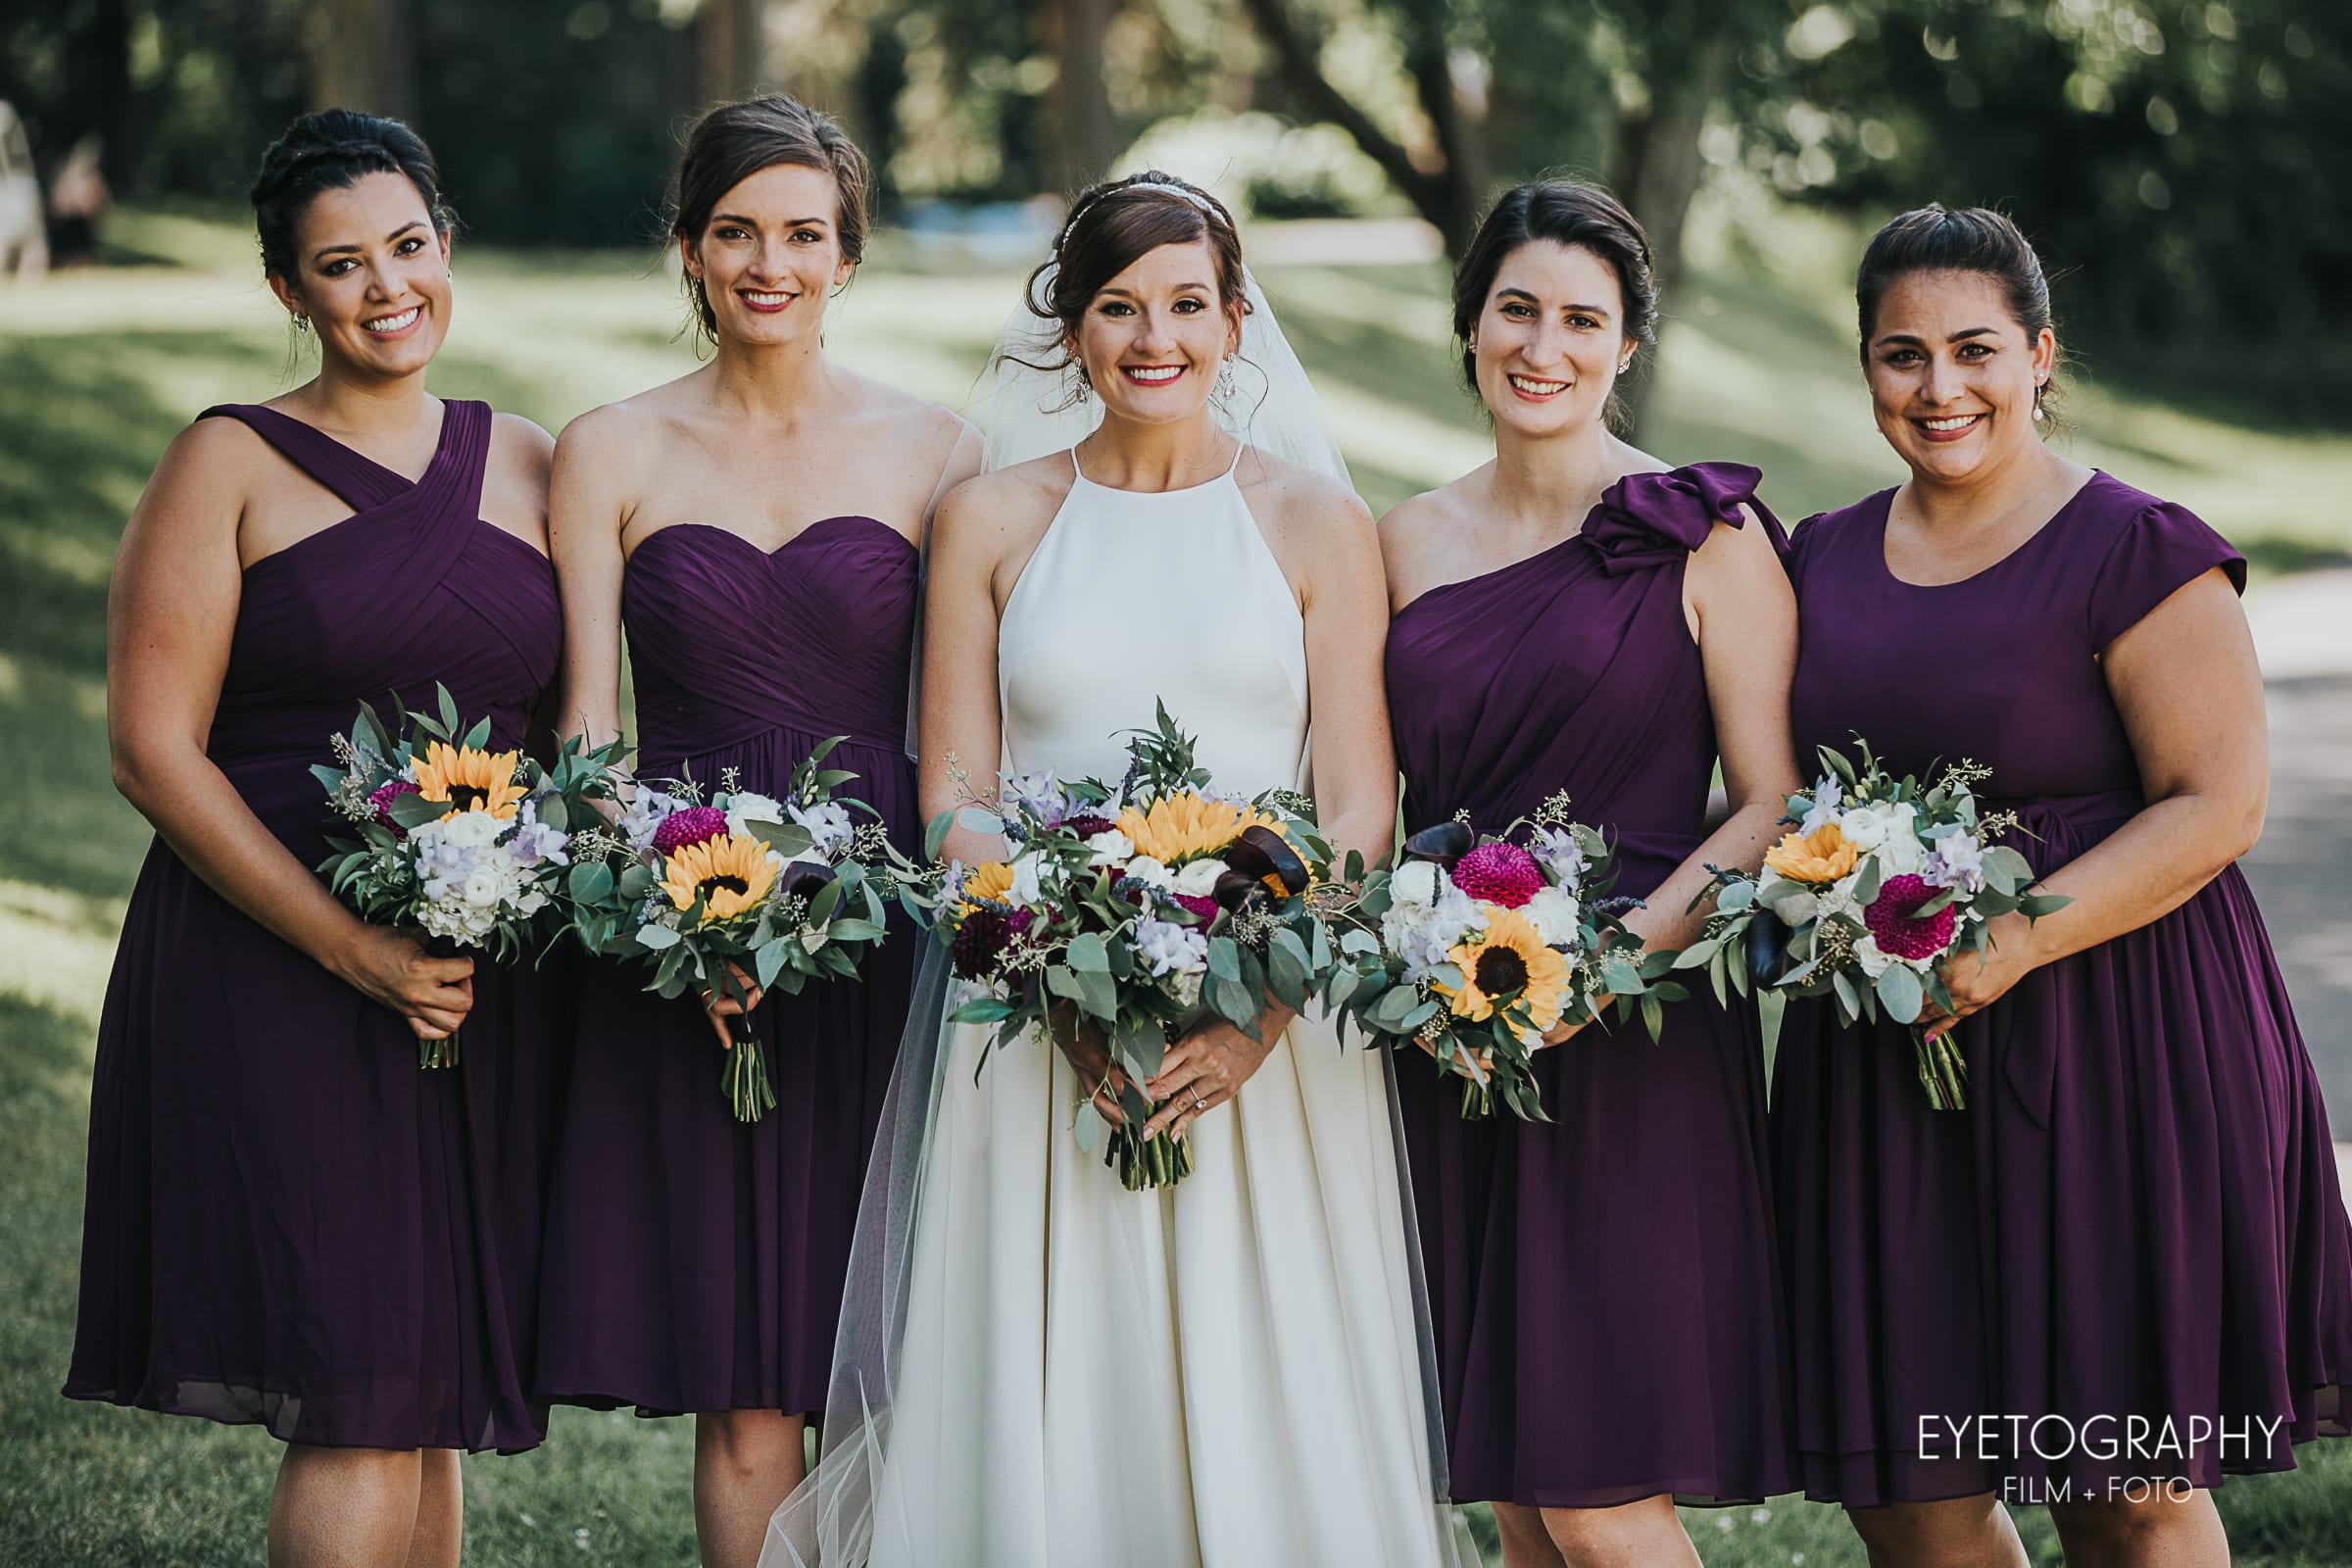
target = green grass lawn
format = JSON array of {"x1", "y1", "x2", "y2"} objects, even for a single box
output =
[{"x1": 3, "y1": 201, "x2": 2349, "y2": 1565}]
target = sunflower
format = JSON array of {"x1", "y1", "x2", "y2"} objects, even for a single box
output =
[
  {"x1": 957, "y1": 860, "x2": 1016, "y2": 914},
  {"x1": 1116, "y1": 792, "x2": 1282, "y2": 866},
  {"x1": 1762, "y1": 822, "x2": 1859, "y2": 885},
  {"x1": 409, "y1": 740, "x2": 525, "y2": 821},
  {"x1": 660, "y1": 833, "x2": 778, "y2": 923},
  {"x1": 1434, "y1": 906, "x2": 1568, "y2": 1031}
]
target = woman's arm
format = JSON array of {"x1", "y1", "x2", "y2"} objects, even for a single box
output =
[
  {"x1": 1144, "y1": 477, "x2": 1393, "y2": 1137},
  {"x1": 109, "y1": 421, "x2": 473, "y2": 1038},
  {"x1": 1928, "y1": 566, "x2": 2263, "y2": 1032},
  {"x1": 918, "y1": 472, "x2": 1020, "y2": 867},
  {"x1": 546, "y1": 406, "x2": 635, "y2": 749}
]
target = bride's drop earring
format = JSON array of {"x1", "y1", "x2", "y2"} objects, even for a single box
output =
[{"x1": 1217, "y1": 355, "x2": 1237, "y2": 400}]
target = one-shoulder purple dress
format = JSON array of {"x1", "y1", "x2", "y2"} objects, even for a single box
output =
[
  {"x1": 1385, "y1": 463, "x2": 1797, "y2": 1507},
  {"x1": 1775, "y1": 470, "x2": 2352, "y2": 1503},
  {"x1": 534, "y1": 517, "x2": 917, "y2": 1417},
  {"x1": 66, "y1": 400, "x2": 566, "y2": 1452}
]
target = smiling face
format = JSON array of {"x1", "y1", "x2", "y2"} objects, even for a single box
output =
[
  {"x1": 1067, "y1": 240, "x2": 1242, "y2": 427},
  {"x1": 270, "y1": 171, "x2": 452, "y2": 380},
  {"x1": 1470, "y1": 240, "x2": 1631, "y2": 439},
  {"x1": 1864, "y1": 268, "x2": 2056, "y2": 484},
  {"x1": 681, "y1": 162, "x2": 854, "y2": 349}
]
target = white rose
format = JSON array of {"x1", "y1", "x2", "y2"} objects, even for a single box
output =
[
  {"x1": 1875, "y1": 830, "x2": 1927, "y2": 879},
  {"x1": 1389, "y1": 859, "x2": 1442, "y2": 908},
  {"x1": 1085, "y1": 829, "x2": 1134, "y2": 868},
  {"x1": 1122, "y1": 856, "x2": 1176, "y2": 893},
  {"x1": 1837, "y1": 806, "x2": 1889, "y2": 852},
  {"x1": 1521, "y1": 884, "x2": 1582, "y2": 948},
  {"x1": 1852, "y1": 933, "x2": 1894, "y2": 978},
  {"x1": 1173, "y1": 858, "x2": 1229, "y2": 898},
  {"x1": 724, "y1": 790, "x2": 785, "y2": 839}
]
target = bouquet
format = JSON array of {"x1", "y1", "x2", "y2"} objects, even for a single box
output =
[
  {"x1": 316, "y1": 685, "x2": 620, "y2": 1067},
  {"x1": 551, "y1": 738, "x2": 906, "y2": 1122},
  {"x1": 1320, "y1": 793, "x2": 1681, "y2": 1120},
  {"x1": 1683, "y1": 743, "x2": 2069, "y2": 1108},
  {"x1": 925, "y1": 705, "x2": 1332, "y2": 1191}
]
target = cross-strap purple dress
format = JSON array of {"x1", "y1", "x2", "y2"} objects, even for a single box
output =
[
  {"x1": 1775, "y1": 470, "x2": 2352, "y2": 1503},
  {"x1": 1385, "y1": 463, "x2": 1797, "y2": 1507},
  {"x1": 65, "y1": 400, "x2": 566, "y2": 1452},
  {"x1": 534, "y1": 517, "x2": 918, "y2": 1416}
]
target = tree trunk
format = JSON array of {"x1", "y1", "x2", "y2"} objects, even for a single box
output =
[
  {"x1": 1614, "y1": 29, "x2": 1731, "y2": 437},
  {"x1": 1051, "y1": 0, "x2": 1121, "y2": 191},
  {"x1": 307, "y1": 0, "x2": 416, "y2": 122},
  {"x1": 699, "y1": 0, "x2": 767, "y2": 106}
]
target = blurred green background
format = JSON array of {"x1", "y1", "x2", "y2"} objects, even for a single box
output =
[{"x1": 5, "y1": 2, "x2": 2352, "y2": 1564}]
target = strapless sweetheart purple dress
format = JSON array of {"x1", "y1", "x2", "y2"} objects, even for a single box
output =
[
  {"x1": 1774, "y1": 471, "x2": 2352, "y2": 1502},
  {"x1": 1385, "y1": 464, "x2": 1798, "y2": 1507},
  {"x1": 66, "y1": 399, "x2": 567, "y2": 1451},
  {"x1": 534, "y1": 517, "x2": 918, "y2": 1416}
]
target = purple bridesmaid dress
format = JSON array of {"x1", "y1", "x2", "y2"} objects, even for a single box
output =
[
  {"x1": 1775, "y1": 470, "x2": 2352, "y2": 1504},
  {"x1": 65, "y1": 400, "x2": 565, "y2": 1452},
  {"x1": 1385, "y1": 463, "x2": 1797, "y2": 1507},
  {"x1": 534, "y1": 517, "x2": 917, "y2": 1417}
]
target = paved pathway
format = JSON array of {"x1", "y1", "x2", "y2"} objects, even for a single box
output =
[{"x1": 2238, "y1": 569, "x2": 2352, "y2": 1196}]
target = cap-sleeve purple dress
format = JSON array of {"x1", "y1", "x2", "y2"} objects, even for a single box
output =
[
  {"x1": 65, "y1": 400, "x2": 567, "y2": 1452},
  {"x1": 1775, "y1": 470, "x2": 2352, "y2": 1504},
  {"x1": 533, "y1": 517, "x2": 917, "y2": 1417},
  {"x1": 1385, "y1": 463, "x2": 1797, "y2": 1507}
]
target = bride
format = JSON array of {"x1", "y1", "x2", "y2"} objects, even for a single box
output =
[{"x1": 763, "y1": 172, "x2": 1467, "y2": 1566}]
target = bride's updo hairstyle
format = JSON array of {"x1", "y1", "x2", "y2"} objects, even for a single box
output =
[
  {"x1": 251, "y1": 109, "x2": 454, "y2": 283},
  {"x1": 1855, "y1": 204, "x2": 2065, "y2": 432},
  {"x1": 667, "y1": 94, "x2": 871, "y2": 336},
  {"x1": 1006, "y1": 171, "x2": 1249, "y2": 395},
  {"x1": 1450, "y1": 179, "x2": 1658, "y2": 430}
]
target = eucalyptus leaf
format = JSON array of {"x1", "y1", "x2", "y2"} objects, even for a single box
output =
[{"x1": 1875, "y1": 962, "x2": 1926, "y2": 1024}]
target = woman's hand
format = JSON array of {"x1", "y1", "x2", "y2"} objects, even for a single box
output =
[
  {"x1": 1919, "y1": 910, "x2": 2040, "y2": 1038},
  {"x1": 1540, "y1": 1015, "x2": 1591, "y2": 1048},
  {"x1": 332, "y1": 925, "x2": 474, "y2": 1041},
  {"x1": 1140, "y1": 1013, "x2": 1284, "y2": 1141},
  {"x1": 1051, "y1": 1004, "x2": 1130, "y2": 1125},
  {"x1": 704, "y1": 960, "x2": 764, "y2": 1049}
]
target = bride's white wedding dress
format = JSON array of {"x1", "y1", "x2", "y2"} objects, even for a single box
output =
[{"x1": 764, "y1": 443, "x2": 1459, "y2": 1567}]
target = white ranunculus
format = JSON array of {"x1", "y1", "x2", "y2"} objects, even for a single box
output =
[
  {"x1": 724, "y1": 790, "x2": 785, "y2": 839},
  {"x1": 1085, "y1": 829, "x2": 1135, "y2": 868},
  {"x1": 1122, "y1": 856, "x2": 1176, "y2": 893},
  {"x1": 1521, "y1": 884, "x2": 1582, "y2": 948},
  {"x1": 1875, "y1": 828, "x2": 1928, "y2": 879},
  {"x1": 1837, "y1": 805, "x2": 1890, "y2": 852},
  {"x1": 462, "y1": 866, "x2": 507, "y2": 908},
  {"x1": 1173, "y1": 857, "x2": 1229, "y2": 898},
  {"x1": 1389, "y1": 859, "x2": 1442, "y2": 908},
  {"x1": 1852, "y1": 933, "x2": 1894, "y2": 978}
]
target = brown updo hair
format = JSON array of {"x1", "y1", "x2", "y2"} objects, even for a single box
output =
[
  {"x1": 668, "y1": 95, "x2": 871, "y2": 335},
  {"x1": 1006, "y1": 171, "x2": 1248, "y2": 392},
  {"x1": 1856, "y1": 204, "x2": 2063, "y2": 429},
  {"x1": 1451, "y1": 179, "x2": 1659, "y2": 427},
  {"x1": 251, "y1": 108, "x2": 455, "y2": 283}
]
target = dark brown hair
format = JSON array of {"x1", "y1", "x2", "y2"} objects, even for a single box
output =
[
  {"x1": 669, "y1": 95, "x2": 871, "y2": 334},
  {"x1": 1451, "y1": 179, "x2": 1658, "y2": 424},
  {"x1": 1856, "y1": 204, "x2": 2063, "y2": 425},
  {"x1": 251, "y1": 109, "x2": 453, "y2": 281},
  {"x1": 1007, "y1": 171, "x2": 1247, "y2": 389}
]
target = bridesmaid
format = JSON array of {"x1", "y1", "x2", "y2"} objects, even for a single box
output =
[
  {"x1": 65, "y1": 111, "x2": 564, "y2": 1566},
  {"x1": 1381, "y1": 179, "x2": 1800, "y2": 1565},
  {"x1": 1774, "y1": 205, "x2": 2352, "y2": 1565},
  {"x1": 535, "y1": 96, "x2": 977, "y2": 1568}
]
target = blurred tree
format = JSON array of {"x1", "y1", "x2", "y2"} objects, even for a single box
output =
[
  {"x1": 307, "y1": 0, "x2": 416, "y2": 120},
  {"x1": 699, "y1": 0, "x2": 765, "y2": 101},
  {"x1": 1749, "y1": 0, "x2": 2352, "y2": 418},
  {"x1": 1048, "y1": 0, "x2": 1122, "y2": 188}
]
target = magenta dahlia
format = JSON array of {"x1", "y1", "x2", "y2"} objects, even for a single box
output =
[
  {"x1": 368, "y1": 777, "x2": 420, "y2": 835},
  {"x1": 1171, "y1": 893, "x2": 1220, "y2": 926},
  {"x1": 1452, "y1": 841, "x2": 1545, "y2": 908},
  {"x1": 652, "y1": 806, "x2": 731, "y2": 856},
  {"x1": 1062, "y1": 812, "x2": 1116, "y2": 840},
  {"x1": 1865, "y1": 873, "x2": 1958, "y2": 961}
]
